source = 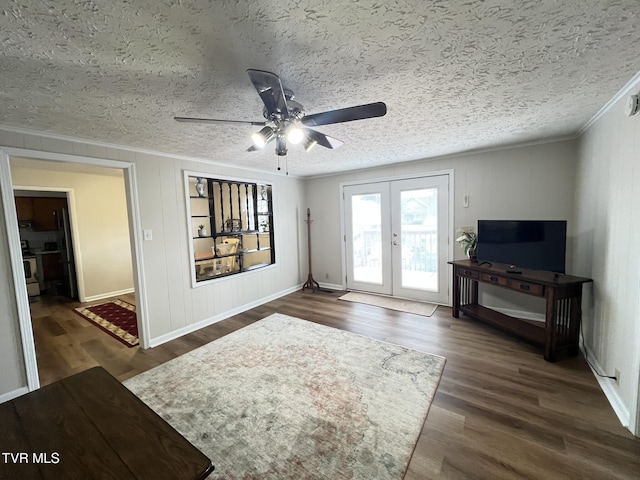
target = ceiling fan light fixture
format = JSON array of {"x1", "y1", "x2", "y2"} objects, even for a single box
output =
[
  {"x1": 252, "y1": 126, "x2": 275, "y2": 148},
  {"x1": 276, "y1": 136, "x2": 288, "y2": 156},
  {"x1": 176, "y1": 70, "x2": 386, "y2": 166},
  {"x1": 286, "y1": 125, "x2": 304, "y2": 144},
  {"x1": 304, "y1": 138, "x2": 318, "y2": 152}
]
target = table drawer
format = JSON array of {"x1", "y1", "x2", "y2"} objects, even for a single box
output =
[
  {"x1": 508, "y1": 279, "x2": 544, "y2": 297},
  {"x1": 457, "y1": 267, "x2": 479, "y2": 280},
  {"x1": 481, "y1": 273, "x2": 508, "y2": 286}
]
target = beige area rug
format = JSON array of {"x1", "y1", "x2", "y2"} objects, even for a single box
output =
[
  {"x1": 124, "y1": 313, "x2": 445, "y2": 479},
  {"x1": 339, "y1": 291, "x2": 439, "y2": 317}
]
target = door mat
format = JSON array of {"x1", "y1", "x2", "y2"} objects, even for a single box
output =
[
  {"x1": 74, "y1": 299, "x2": 139, "y2": 347},
  {"x1": 339, "y1": 291, "x2": 438, "y2": 316}
]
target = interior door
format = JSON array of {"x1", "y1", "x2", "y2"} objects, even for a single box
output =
[{"x1": 344, "y1": 175, "x2": 449, "y2": 304}]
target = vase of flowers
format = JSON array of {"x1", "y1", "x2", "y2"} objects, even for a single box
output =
[
  {"x1": 456, "y1": 227, "x2": 478, "y2": 261},
  {"x1": 198, "y1": 224, "x2": 207, "y2": 237}
]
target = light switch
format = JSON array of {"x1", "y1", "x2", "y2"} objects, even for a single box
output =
[
  {"x1": 143, "y1": 229, "x2": 152, "y2": 241},
  {"x1": 463, "y1": 194, "x2": 470, "y2": 208}
]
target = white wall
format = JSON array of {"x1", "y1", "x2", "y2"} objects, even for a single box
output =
[
  {"x1": 305, "y1": 139, "x2": 578, "y2": 315},
  {"x1": 574, "y1": 80, "x2": 640, "y2": 432},
  {"x1": 0, "y1": 128, "x2": 306, "y2": 399},
  {"x1": 10, "y1": 159, "x2": 134, "y2": 301}
]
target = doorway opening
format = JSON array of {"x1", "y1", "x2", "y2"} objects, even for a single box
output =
[
  {"x1": 15, "y1": 189, "x2": 79, "y2": 302},
  {"x1": 11, "y1": 158, "x2": 137, "y2": 385},
  {"x1": 1, "y1": 149, "x2": 147, "y2": 391}
]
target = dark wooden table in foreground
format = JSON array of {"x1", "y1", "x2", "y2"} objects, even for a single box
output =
[{"x1": 0, "y1": 367, "x2": 214, "y2": 480}]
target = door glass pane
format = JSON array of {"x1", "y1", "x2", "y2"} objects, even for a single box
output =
[
  {"x1": 351, "y1": 193, "x2": 383, "y2": 284},
  {"x1": 400, "y1": 188, "x2": 438, "y2": 291}
]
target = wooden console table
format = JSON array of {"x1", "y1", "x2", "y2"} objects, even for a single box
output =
[
  {"x1": 449, "y1": 260, "x2": 592, "y2": 362},
  {"x1": 0, "y1": 367, "x2": 214, "y2": 479}
]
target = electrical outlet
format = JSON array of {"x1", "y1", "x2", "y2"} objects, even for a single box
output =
[{"x1": 615, "y1": 369, "x2": 620, "y2": 385}]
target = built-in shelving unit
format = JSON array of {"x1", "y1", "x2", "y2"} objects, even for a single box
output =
[{"x1": 185, "y1": 174, "x2": 275, "y2": 285}]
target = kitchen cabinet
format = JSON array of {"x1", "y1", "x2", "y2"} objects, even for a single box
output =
[
  {"x1": 15, "y1": 197, "x2": 34, "y2": 221},
  {"x1": 31, "y1": 198, "x2": 67, "y2": 231}
]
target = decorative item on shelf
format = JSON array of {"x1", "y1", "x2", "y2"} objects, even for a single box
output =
[
  {"x1": 456, "y1": 227, "x2": 478, "y2": 261},
  {"x1": 195, "y1": 177, "x2": 205, "y2": 197},
  {"x1": 259, "y1": 219, "x2": 269, "y2": 232},
  {"x1": 198, "y1": 224, "x2": 207, "y2": 237},
  {"x1": 224, "y1": 217, "x2": 241, "y2": 232}
]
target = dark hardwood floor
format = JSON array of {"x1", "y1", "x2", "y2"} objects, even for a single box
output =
[{"x1": 30, "y1": 290, "x2": 640, "y2": 479}]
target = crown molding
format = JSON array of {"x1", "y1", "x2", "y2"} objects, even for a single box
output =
[
  {"x1": 0, "y1": 124, "x2": 301, "y2": 179},
  {"x1": 579, "y1": 69, "x2": 640, "y2": 135}
]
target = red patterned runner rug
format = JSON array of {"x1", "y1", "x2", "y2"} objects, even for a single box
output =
[{"x1": 74, "y1": 299, "x2": 138, "y2": 347}]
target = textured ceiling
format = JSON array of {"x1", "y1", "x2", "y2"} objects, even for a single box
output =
[{"x1": 1, "y1": 1, "x2": 639, "y2": 177}]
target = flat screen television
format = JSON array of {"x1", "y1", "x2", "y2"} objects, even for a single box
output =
[{"x1": 476, "y1": 220, "x2": 567, "y2": 273}]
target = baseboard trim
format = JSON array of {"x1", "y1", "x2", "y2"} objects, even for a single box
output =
[
  {"x1": 0, "y1": 386, "x2": 30, "y2": 403},
  {"x1": 581, "y1": 342, "x2": 630, "y2": 429},
  {"x1": 317, "y1": 281, "x2": 343, "y2": 291},
  {"x1": 148, "y1": 284, "x2": 303, "y2": 348},
  {"x1": 83, "y1": 288, "x2": 135, "y2": 303}
]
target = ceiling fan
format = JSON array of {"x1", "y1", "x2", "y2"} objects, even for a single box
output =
[{"x1": 174, "y1": 69, "x2": 387, "y2": 157}]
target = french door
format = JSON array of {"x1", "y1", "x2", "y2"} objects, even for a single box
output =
[{"x1": 344, "y1": 175, "x2": 449, "y2": 304}]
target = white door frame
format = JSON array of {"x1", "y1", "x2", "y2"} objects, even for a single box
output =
[
  {"x1": 340, "y1": 169, "x2": 455, "y2": 305},
  {"x1": 0, "y1": 147, "x2": 150, "y2": 393}
]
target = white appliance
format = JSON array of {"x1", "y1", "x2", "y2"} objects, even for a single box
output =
[
  {"x1": 22, "y1": 240, "x2": 40, "y2": 297},
  {"x1": 24, "y1": 256, "x2": 40, "y2": 296}
]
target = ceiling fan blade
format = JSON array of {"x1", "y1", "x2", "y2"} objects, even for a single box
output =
[
  {"x1": 174, "y1": 116, "x2": 266, "y2": 126},
  {"x1": 304, "y1": 128, "x2": 344, "y2": 149},
  {"x1": 301, "y1": 102, "x2": 387, "y2": 127},
  {"x1": 246, "y1": 69, "x2": 289, "y2": 118}
]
